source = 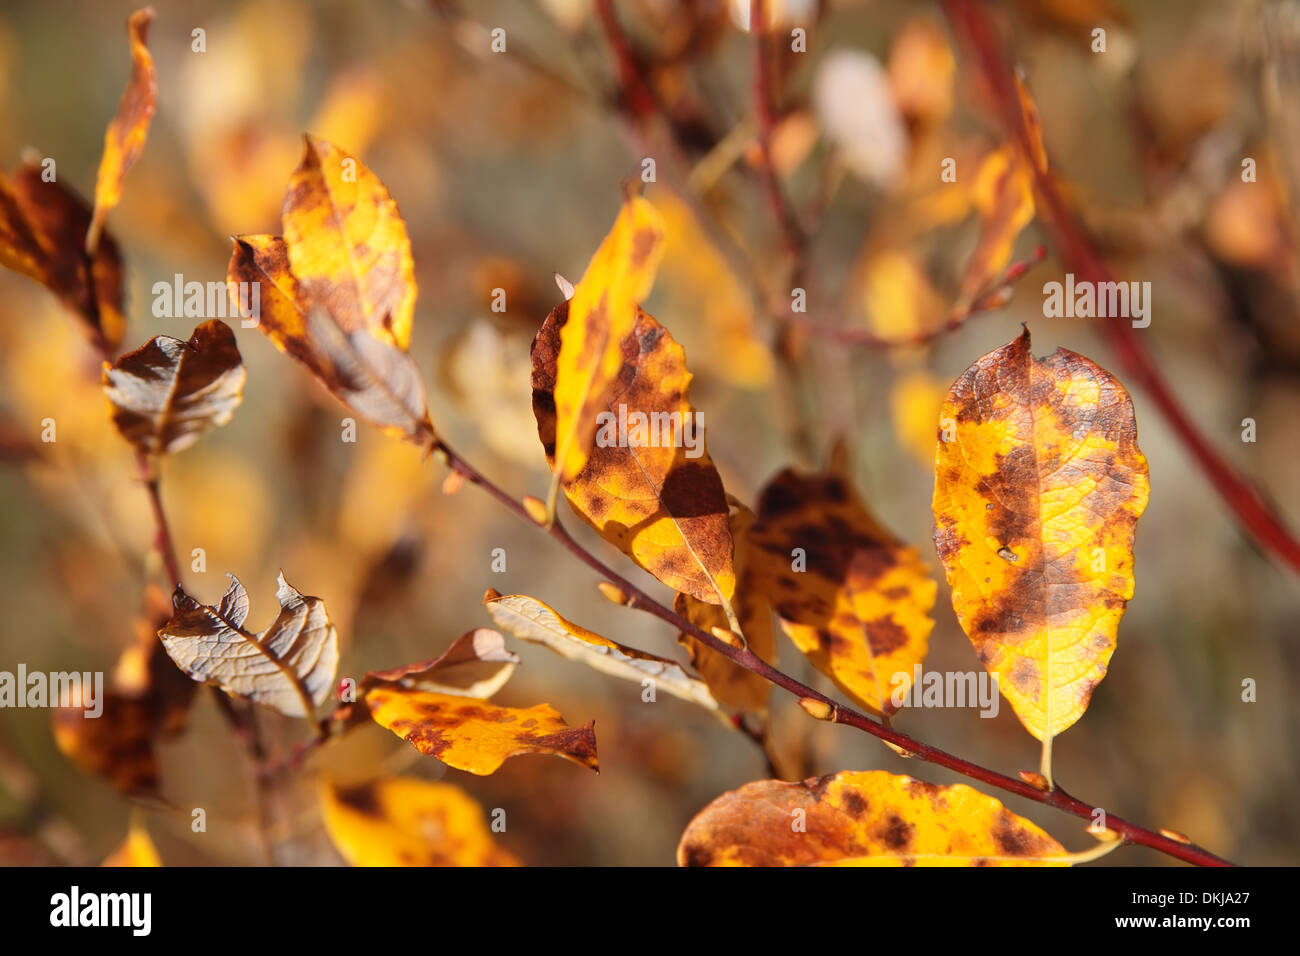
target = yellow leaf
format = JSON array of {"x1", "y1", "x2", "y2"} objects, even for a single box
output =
[
  {"x1": 890, "y1": 369, "x2": 948, "y2": 467},
  {"x1": 283, "y1": 135, "x2": 416, "y2": 349},
  {"x1": 87, "y1": 7, "x2": 157, "y2": 255},
  {"x1": 158, "y1": 573, "x2": 340, "y2": 718},
  {"x1": 677, "y1": 770, "x2": 1067, "y2": 866},
  {"x1": 102, "y1": 320, "x2": 246, "y2": 456},
  {"x1": 675, "y1": 505, "x2": 778, "y2": 713},
  {"x1": 551, "y1": 194, "x2": 664, "y2": 483},
  {"x1": 483, "y1": 589, "x2": 718, "y2": 711},
  {"x1": 319, "y1": 777, "x2": 519, "y2": 867},
  {"x1": 363, "y1": 628, "x2": 519, "y2": 700},
  {"x1": 365, "y1": 685, "x2": 598, "y2": 775},
  {"x1": 227, "y1": 234, "x2": 433, "y2": 443},
  {"x1": 532, "y1": 300, "x2": 735, "y2": 606},
  {"x1": 749, "y1": 445, "x2": 936, "y2": 716},
  {"x1": 932, "y1": 329, "x2": 1149, "y2": 742},
  {"x1": 101, "y1": 818, "x2": 162, "y2": 867}
]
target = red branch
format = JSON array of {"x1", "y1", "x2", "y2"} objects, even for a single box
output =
[{"x1": 944, "y1": 0, "x2": 1300, "y2": 575}]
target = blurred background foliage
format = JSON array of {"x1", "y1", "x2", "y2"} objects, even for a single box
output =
[{"x1": 0, "y1": 0, "x2": 1297, "y2": 865}]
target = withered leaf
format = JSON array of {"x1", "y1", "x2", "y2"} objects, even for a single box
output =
[
  {"x1": 533, "y1": 299, "x2": 735, "y2": 606},
  {"x1": 158, "y1": 572, "x2": 340, "y2": 718},
  {"x1": 678, "y1": 770, "x2": 1067, "y2": 866},
  {"x1": 749, "y1": 445, "x2": 936, "y2": 716},
  {"x1": 102, "y1": 319, "x2": 245, "y2": 455},
  {"x1": 933, "y1": 329, "x2": 1149, "y2": 741},
  {"x1": 3, "y1": 162, "x2": 127, "y2": 350},
  {"x1": 363, "y1": 627, "x2": 518, "y2": 700},
  {"x1": 87, "y1": 7, "x2": 157, "y2": 255},
  {"x1": 319, "y1": 777, "x2": 520, "y2": 867},
  {"x1": 483, "y1": 589, "x2": 718, "y2": 711},
  {"x1": 365, "y1": 684, "x2": 598, "y2": 775}
]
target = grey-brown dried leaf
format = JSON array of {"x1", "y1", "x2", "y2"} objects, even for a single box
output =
[{"x1": 363, "y1": 627, "x2": 519, "y2": 699}]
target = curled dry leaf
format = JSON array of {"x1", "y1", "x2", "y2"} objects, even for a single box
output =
[
  {"x1": 551, "y1": 194, "x2": 664, "y2": 483},
  {"x1": 363, "y1": 627, "x2": 518, "y2": 700},
  {"x1": 87, "y1": 7, "x2": 157, "y2": 255},
  {"x1": 932, "y1": 329, "x2": 1149, "y2": 741},
  {"x1": 365, "y1": 684, "x2": 598, "y2": 775},
  {"x1": 677, "y1": 770, "x2": 1067, "y2": 867},
  {"x1": 228, "y1": 137, "x2": 433, "y2": 444},
  {"x1": 748, "y1": 445, "x2": 936, "y2": 716},
  {"x1": 533, "y1": 299, "x2": 735, "y2": 606},
  {"x1": 0, "y1": 162, "x2": 126, "y2": 350},
  {"x1": 158, "y1": 572, "x2": 340, "y2": 718},
  {"x1": 319, "y1": 777, "x2": 519, "y2": 867},
  {"x1": 483, "y1": 589, "x2": 718, "y2": 711},
  {"x1": 674, "y1": 505, "x2": 778, "y2": 713},
  {"x1": 102, "y1": 319, "x2": 246, "y2": 455}
]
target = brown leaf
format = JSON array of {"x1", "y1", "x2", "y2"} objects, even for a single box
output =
[
  {"x1": 87, "y1": 7, "x2": 157, "y2": 255},
  {"x1": 363, "y1": 627, "x2": 519, "y2": 700},
  {"x1": 158, "y1": 572, "x2": 340, "y2": 718},
  {"x1": 102, "y1": 319, "x2": 246, "y2": 455}
]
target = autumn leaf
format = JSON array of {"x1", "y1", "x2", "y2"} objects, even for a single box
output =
[
  {"x1": 102, "y1": 319, "x2": 246, "y2": 456},
  {"x1": 87, "y1": 8, "x2": 157, "y2": 256},
  {"x1": 675, "y1": 505, "x2": 778, "y2": 713},
  {"x1": 319, "y1": 777, "x2": 519, "y2": 867},
  {"x1": 749, "y1": 445, "x2": 936, "y2": 716},
  {"x1": 2, "y1": 161, "x2": 127, "y2": 350},
  {"x1": 100, "y1": 817, "x2": 162, "y2": 867},
  {"x1": 678, "y1": 770, "x2": 1067, "y2": 866},
  {"x1": 532, "y1": 299, "x2": 736, "y2": 607},
  {"x1": 281, "y1": 136, "x2": 417, "y2": 349},
  {"x1": 483, "y1": 589, "x2": 718, "y2": 711},
  {"x1": 158, "y1": 572, "x2": 340, "y2": 718},
  {"x1": 932, "y1": 329, "x2": 1149, "y2": 747},
  {"x1": 363, "y1": 627, "x2": 518, "y2": 700},
  {"x1": 551, "y1": 194, "x2": 664, "y2": 484},
  {"x1": 365, "y1": 685, "x2": 598, "y2": 775},
  {"x1": 958, "y1": 77, "x2": 1046, "y2": 308},
  {"x1": 229, "y1": 235, "x2": 432, "y2": 441}
]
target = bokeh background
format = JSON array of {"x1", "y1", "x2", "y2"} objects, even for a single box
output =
[{"x1": 0, "y1": 0, "x2": 1297, "y2": 866}]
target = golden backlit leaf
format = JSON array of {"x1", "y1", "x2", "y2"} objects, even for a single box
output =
[
  {"x1": 4, "y1": 162, "x2": 127, "y2": 350},
  {"x1": 158, "y1": 572, "x2": 340, "y2": 718},
  {"x1": 365, "y1": 684, "x2": 598, "y2": 775},
  {"x1": 87, "y1": 8, "x2": 157, "y2": 255},
  {"x1": 363, "y1": 627, "x2": 518, "y2": 700},
  {"x1": 749, "y1": 446, "x2": 936, "y2": 716},
  {"x1": 532, "y1": 299, "x2": 735, "y2": 606},
  {"x1": 320, "y1": 777, "x2": 519, "y2": 867},
  {"x1": 281, "y1": 136, "x2": 416, "y2": 349},
  {"x1": 675, "y1": 505, "x2": 778, "y2": 713},
  {"x1": 551, "y1": 194, "x2": 664, "y2": 483},
  {"x1": 678, "y1": 770, "x2": 1067, "y2": 866},
  {"x1": 228, "y1": 235, "x2": 433, "y2": 443},
  {"x1": 932, "y1": 329, "x2": 1150, "y2": 741},
  {"x1": 102, "y1": 319, "x2": 246, "y2": 455},
  {"x1": 100, "y1": 818, "x2": 162, "y2": 867},
  {"x1": 483, "y1": 589, "x2": 718, "y2": 711}
]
